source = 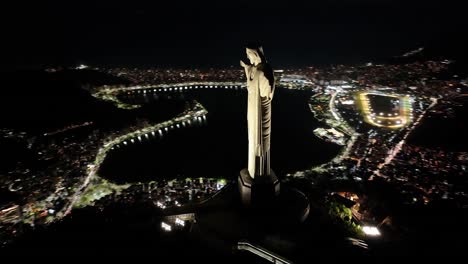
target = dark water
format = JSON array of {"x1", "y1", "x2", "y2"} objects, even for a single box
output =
[
  {"x1": 408, "y1": 98, "x2": 468, "y2": 151},
  {"x1": 99, "y1": 88, "x2": 341, "y2": 183}
]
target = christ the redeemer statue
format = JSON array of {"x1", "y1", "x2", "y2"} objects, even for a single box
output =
[
  {"x1": 239, "y1": 44, "x2": 279, "y2": 206},
  {"x1": 241, "y1": 45, "x2": 275, "y2": 178}
]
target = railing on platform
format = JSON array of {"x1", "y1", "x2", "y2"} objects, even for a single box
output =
[{"x1": 237, "y1": 240, "x2": 293, "y2": 264}]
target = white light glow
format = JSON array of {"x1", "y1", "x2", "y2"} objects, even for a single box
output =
[
  {"x1": 362, "y1": 226, "x2": 381, "y2": 236},
  {"x1": 175, "y1": 218, "x2": 185, "y2": 226},
  {"x1": 161, "y1": 222, "x2": 172, "y2": 231}
]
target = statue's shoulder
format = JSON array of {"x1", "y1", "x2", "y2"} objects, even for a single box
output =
[{"x1": 258, "y1": 63, "x2": 275, "y2": 85}]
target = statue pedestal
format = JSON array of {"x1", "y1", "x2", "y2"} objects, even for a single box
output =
[
  {"x1": 238, "y1": 168, "x2": 280, "y2": 207},
  {"x1": 194, "y1": 180, "x2": 310, "y2": 251}
]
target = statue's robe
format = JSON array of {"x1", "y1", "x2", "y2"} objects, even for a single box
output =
[{"x1": 246, "y1": 63, "x2": 275, "y2": 178}]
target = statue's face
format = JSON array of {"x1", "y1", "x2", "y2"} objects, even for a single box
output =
[{"x1": 246, "y1": 48, "x2": 262, "y2": 66}]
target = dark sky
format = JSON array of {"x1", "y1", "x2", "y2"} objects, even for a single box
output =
[{"x1": 2, "y1": 0, "x2": 467, "y2": 69}]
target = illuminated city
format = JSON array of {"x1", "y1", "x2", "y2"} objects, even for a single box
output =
[{"x1": 1, "y1": 0, "x2": 468, "y2": 262}]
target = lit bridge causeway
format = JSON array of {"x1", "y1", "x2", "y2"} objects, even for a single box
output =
[{"x1": 92, "y1": 81, "x2": 246, "y2": 109}]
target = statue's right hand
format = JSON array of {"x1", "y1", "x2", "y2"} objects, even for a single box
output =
[{"x1": 240, "y1": 60, "x2": 247, "y2": 68}]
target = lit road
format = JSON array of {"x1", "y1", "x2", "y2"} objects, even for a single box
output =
[
  {"x1": 328, "y1": 90, "x2": 359, "y2": 163},
  {"x1": 329, "y1": 90, "x2": 341, "y2": 121},
  {"x1": 93, "y1": 82, "x2": 245, "y2": 109},
  {"x1": 63, "y1": 101, "x2": 208, "y2": 216},
  {"x1": 333, "y1": 132, "x2": 359, "y2": 164},
  {"x1": 64, "y1": 166, "x2": 96, "y2": 215}
]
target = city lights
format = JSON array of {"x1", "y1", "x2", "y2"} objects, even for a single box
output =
[
  {"x1": 3, "y1": 50, "x2": 465, "y2": 258},
  {"x1": 175, "y1": 218, "x2": 185, "y2": 226},
  {"x1": 161, "y1": 222, "x2": 172, "y2": 232}
]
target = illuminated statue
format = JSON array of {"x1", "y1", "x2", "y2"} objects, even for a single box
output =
[
  {"x1": 239, "y1": 44, "x2": 279, "y2": 206},
  {"x1": 240, "y1": 45, "x2": 275, "y2": 178}
]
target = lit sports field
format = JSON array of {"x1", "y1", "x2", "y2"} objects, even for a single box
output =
[{"x1": 356, "y1": 91, "x2": 413, "y2": 129}]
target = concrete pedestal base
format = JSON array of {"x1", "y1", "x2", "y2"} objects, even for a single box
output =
[
  {"x1": 194, "y1": 183, "x2": 311, "y2": 254},
  {"x1": 238, "y1": 168, "x2": 280, "y2": 208}
]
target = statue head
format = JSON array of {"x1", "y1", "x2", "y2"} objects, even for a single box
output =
[{"x1": 246, "y1": 42, "x2": 266, "y2": 66}]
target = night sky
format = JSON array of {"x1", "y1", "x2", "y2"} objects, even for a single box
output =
[{"x1": 3, "y1": 0, "x2": 467, "y2": 69}]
